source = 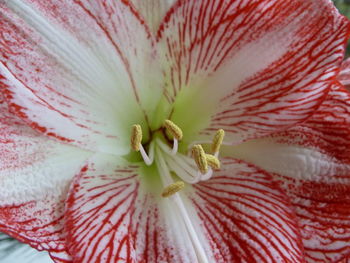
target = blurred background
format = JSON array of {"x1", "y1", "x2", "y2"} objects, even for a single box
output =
[
  {"x1": 334, "y1": 0, "x2": 350, "y2": 54},
  {"x1": 334, "y1": 0, "x2": 350, "y2": 15},
  {"x1": 0, "y1": 0, "x2": 350, "y2": 262}
]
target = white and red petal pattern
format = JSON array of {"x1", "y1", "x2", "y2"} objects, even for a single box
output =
[
  {"x1": 129, "y1": 0, "x2": 176, "y2": 32},
  {"x1": 339, "y1": 58, "x2": 350, "y2": 91},
  {"x1": 65, "y1": 154, "x2": 303, "y2": 263},
  {"x1": 0, "y1": 97, "x2": 89, "y2": 260},
  {"x1": 224, "y1": 84, "x2": 350, "y2": 262},
  {"x1": 49, "y1": 250, "x2": 72, "y2": 263},
  {"x1": 157, "y1": 0, "x2": 350, "y2": 145},
  {"x1": 188, "y1": 158, "x2": 304, "y2": 262},
  {"x1": 274, "y1": 176, "x2": 350, "y2": 263},
  {"x1": 0, "y1": 0, "x2": 162, "y2": 155},
  {"x1": 65, "y1": 155, "x2": 203, "y2": 263}
]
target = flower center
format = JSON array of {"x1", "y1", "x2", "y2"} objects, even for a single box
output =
[
  {"x1": 131, "y1": 121, "x2": 224, "y2": 263},
  {"x1": 130, "y1": 120, "x2": 225, "y2": 197}
]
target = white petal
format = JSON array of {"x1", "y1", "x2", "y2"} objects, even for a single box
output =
[
  {"x1": 1, "y1": 0, "x2": 162, "y2": 154},
  {"x1": 0, "y1": 98, "x2": 89, "y2": 255},
  {"x1": 156, "y1": 0, "x2": 349, "y2": 145},
  {"x1": 0, "y1": 233, "x2": 53, "y2": 263}
]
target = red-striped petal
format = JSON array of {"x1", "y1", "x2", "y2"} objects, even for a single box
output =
[
  {"x1": 339, "y1": 58, "x2": 350, "y2": 91},
  {"x1": 65, "y1": 154, "x2": 303, "y2": 262},
  {"x1": 228, "y1": 83, "x2": 350, "y2": 177},
  {"x1": 49, "y1": 250, "x2": 72, "y2": 263},
  {"x1": 275, "y1": 84, "x2": 350, "y2": 262},
  {"x1": 0, "y1": 0, "x2": 161, "y2": 155},
  {"x1": 0, "y1": 96, "x2": 89, "y2": 257},
  {"x1": 274, "y1": 176, "x2": 350, "y2": 263},
  {"x1": 157, "y1": 0, "x2": 350, "y2": 145},
  {"x1": 189, "y1": 158, "x2": 304, "y2": 262},
  {"x1": 225, "y1": 84, "x2": 350, "y2": 262},
  {"x1": 129, "y1": 0, "x2": 175, "y2": 32},
  {"x1": 65, "y1": 154, "x2": 204, "y2": 263}
]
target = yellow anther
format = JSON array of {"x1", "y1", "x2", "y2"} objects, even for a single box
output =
[
  {"x1": 206, "y1": 154, "x2": 220, "y2": 169},
  {"x1": 164, "y1": 120, "x2": 183, "y2": 140},
  {"x1": 162, "y1": 181, "x2": 185, "y2": 198},
  {"x1": 192, "y1": 144, "x2": 208, "y2": 174},
  {"x1": 211, "y1": 129, "x2": 225, "y2": 153},
  {"x1": 131, "y1": 124, "x2": 142, "y2": 151}
]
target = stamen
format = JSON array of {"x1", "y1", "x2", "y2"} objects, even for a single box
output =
[
  {"x1": 211, "y1": 129, "x2": 225, "y2": 155},
  {"x1": 165, "y1": 155, "x2": 201, "y2": 184},
  {"x1": 131, "y1": 124, "x2": 142, "y2": 151},
  {"x1": 164, "y1": 120, "x2": 183, "y2": 140},
  {"x1": 131, "y1": 125, "x2": 154, "y2": 165},
  {"x1": 155, "y1": 147, "x2": 209, "y2": 263},
  {"x1": 171, "y1": 138, "x2": 178, "y2": 155},
  {"x1": 139, "y1": 142, "x2": 154, "y2": 166},
  {"x1": 192, "y1": 144, "x2": 208, "y2": 174},
  {"x1": 206, "y1": 154, "x2": 220, "y2": 169},
  {"x1": 162, "y1": 181, "x2": 185, "y2": 198},
  {"x1": 200, "y1": 169, "x2": 213, "y2": 181},
  {"x1": 157, "y1": 139, "x2": 199, "y2": 183}
]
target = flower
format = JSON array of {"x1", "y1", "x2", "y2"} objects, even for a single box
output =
[{"x1": 0, "y1": 0, "x2": 350, "y2": 262}]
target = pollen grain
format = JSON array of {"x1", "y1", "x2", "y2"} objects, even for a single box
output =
[
  {"x1": 162, "y1": 181, "x2": 185, "y2": 198},
  {"x1": 164, "y1": 120, "x2": 183, "y2": 140},
  {"x1": 131, "y1": 124, "x2": 142, "y2": 151},
  {"x1": 206, "y1": 154, "x2": 220, "y2": 169},
  {"x1": 192, "y1": 144, "x2": 208, "y2": 174},
  {"x1": 211, "y1": 129, "x2": 225, "y2": 154}
]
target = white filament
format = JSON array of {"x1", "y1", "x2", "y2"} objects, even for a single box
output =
[
  {"x1": 200, "y1": 169, "x2": 213, "y2": 181},
  {"x1": 165, "y1": 157, "x2": 200, "y2": 184},
  {"x1": 172, "y1": 138, "x2": 178, "y2": 155},
  {"x1": 155, "y1": 146, "x2": 209, "y2": 263},
  {"x1": 139, "y1": 142, "x2": 154, "y2": 166},
  {"x1": 156, "y1": 139, "x2": 215, "y2": 184}
]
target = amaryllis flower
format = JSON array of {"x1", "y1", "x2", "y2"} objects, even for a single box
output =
[{"x1": 0, "y1": 0, "x2": 350, "y2": 262}]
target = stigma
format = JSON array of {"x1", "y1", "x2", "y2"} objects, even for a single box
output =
[{"x1": 130, "y1": 120, "x2": 224, "y2": 197}]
